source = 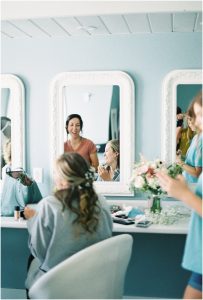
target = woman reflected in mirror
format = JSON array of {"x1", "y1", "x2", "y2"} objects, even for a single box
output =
[
  {"x1": 97, "y1": 139, "x2": 120, "y2": 181},
  {"x1": 176, "y1": 106, "x2": 184, "y2": 148},
  {"x1": 64, "y1": 114, "x2": 99, "y2": 171},
  {"x1": 1, "y1": 139, "x2": 11, "y2": 185},
  {"x1": 176, "y1": 96, "x2": 202, "y2": 183},
  {"x1": 176, "y1": 114, "x2": 196, "y2": 160}
]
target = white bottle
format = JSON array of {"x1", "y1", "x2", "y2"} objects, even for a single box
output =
[{"x1": 14, "y1": 206, "x2": 20, "y2": 221}]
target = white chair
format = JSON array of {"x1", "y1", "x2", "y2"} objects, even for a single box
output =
[{"x1": 29, "y1": 234, "x2": 133, "y2": 299}]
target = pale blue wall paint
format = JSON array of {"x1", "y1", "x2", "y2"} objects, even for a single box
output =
[{"x1": 1, "y1": 32, "x2": 202, "y2": 196}]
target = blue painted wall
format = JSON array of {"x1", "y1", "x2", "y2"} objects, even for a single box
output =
[{"x1": 1, "y1": 32, "x2": 202, "y2": 196}]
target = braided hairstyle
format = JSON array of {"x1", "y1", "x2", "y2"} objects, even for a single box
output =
[{"x1": 54, "y1": 152, "x2": 100, "y2": 233}]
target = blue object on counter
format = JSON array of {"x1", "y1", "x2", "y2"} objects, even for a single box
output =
[{"x1": 128, "y1": 208, "x2": 144, "y2": 218}]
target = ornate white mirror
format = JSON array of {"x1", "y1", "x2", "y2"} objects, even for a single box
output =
[
  {"x1": 1, "y1": 74, "x2": 25, "y2": 173},
  {"x1": 50, "y1": 71, "x2": 135, "y2": 195},
  {"x1": 161, "y1": 69, "x2": 202, "y2": 164}
]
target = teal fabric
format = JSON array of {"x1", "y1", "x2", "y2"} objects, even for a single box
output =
[
  {"x1": 182, "y1": 173, "x2": 202, "y2": 274},
  {"x1": 183, "y1": 134, "x2": 202, "y2": 183},
  {"x1": 1, "y1": 173, "x2": 42, "y2": 216}
]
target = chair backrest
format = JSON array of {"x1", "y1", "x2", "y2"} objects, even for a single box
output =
[{"x1": 29, "y1": 234, "x2": 133, "y2": 299}]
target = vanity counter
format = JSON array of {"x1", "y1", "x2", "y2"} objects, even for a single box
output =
[
  {"x1": 1, "y1": 216, "x2": 189, "y2": 234},
  {"x1": 1, "y1": 199, "x2": 191, "y2": 298},
  {"x1": 0, "y1": 199, "x2": 190, "y2": 234}
]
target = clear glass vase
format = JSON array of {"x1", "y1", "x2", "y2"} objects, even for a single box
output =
[{"x1": 150, "y1": 195, "x2": 162, "y2": 213}]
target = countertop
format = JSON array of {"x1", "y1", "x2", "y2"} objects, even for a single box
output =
[{"x1": 0, "y1": 199, "x2": 190, "y2": 234}]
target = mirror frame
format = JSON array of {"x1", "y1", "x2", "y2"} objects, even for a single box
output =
[
  {"x1": 50, "y1": 71, "x2": 135, "y2": 195},
  {"x1": 161, "y1": 69, "x2": 202, "y2": 164},
  {"x1": 1, "y1": 74, "x2": 25, "y2": 168}
]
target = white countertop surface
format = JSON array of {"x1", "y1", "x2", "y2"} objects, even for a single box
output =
[
  {"x1": 0, "y1": 216, "x2": 189, "y2": 234},
  {"x1": 0, "y1": 199, "x2": 190, "y2": 234}
]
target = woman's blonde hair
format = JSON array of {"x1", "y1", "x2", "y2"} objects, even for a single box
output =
[
  {"x1": 54, "y1": 152, "x2": 100, "y2": 233},
  {"x1": 187, "y1": 90, "x2": 202, "y2": 120},
  {"x1": 108, "y1": 139, "x2": 120, "y2": 168},
  {"x1": 187, "y1": 90, "x2": 202, "y2": 158},
  {"x1": 3, "y1": 139, "x2": 11, "y2": 164}
]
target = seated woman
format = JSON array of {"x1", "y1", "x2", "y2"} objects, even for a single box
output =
[
  {"x1": 24, "y1": 152, "x2": 112, "y2": 295},
  {"x1": 64, "y1": 114, "x2": 99, "y2": 171},
  {"x1": 97, "y1": 139, "x2": 120, "y2": 181}
]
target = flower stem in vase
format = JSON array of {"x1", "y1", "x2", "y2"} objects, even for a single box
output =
[{"x1": 151, "y1": 195, "x2": 162, "y2": 213}]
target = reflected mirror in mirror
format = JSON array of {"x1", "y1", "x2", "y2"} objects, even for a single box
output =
[
  {"x1": 176, "y1": 84, "x2": 202, "y2": 158},
  {"x1": 64, "y1": 85, "x2": 120, "y2": 180}
]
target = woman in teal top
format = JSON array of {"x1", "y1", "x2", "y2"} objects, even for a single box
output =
[
  {"x1": 176, "y1": 108, "x2": 202, "y2": 183},
  {"x1": 183, "y1": 133, "x2": 202, "y2": 183},
  {"x1": 157, "y1": 91, "x2": 202, "y2": 299}
]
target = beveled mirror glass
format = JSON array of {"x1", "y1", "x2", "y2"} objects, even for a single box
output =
[
  {"x1": 1, "y1": 74, "x2": 25, "y2": 171},
  {"x1": 50, "y1": 71, "x2": 135, "y2": 195}
]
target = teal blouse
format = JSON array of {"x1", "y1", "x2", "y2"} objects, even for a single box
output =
[
  {"x1": 182, "y1": 173, "x2": 202, "y2": 274},
  {"x1": 183, "y1": 134, "x2": 202, "y2": 183}
]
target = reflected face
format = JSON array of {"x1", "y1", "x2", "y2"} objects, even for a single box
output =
[
  {"x1": 194, "y1": 102, "x2": 203, "y2": 132},
  {"x1": 67, "y1": 118, "x2": 81, "y2": 137},
  {"x1": 187, "y1": 117, "x2": 196, "y2": 131},
  {"x1": 104, "y1": 143, "x2": 118, "y2": 166}
]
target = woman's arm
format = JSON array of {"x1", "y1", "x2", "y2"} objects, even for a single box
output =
[
  {"x1": 176, "y1": 155, "x2": 202, "y2": 177},
  {"x1": 156, "y1": 172, "x2": 202, "y2": 217},
  {"x1": 90, "y1": 152, "x2": 99, "y2": 171},
  {"x1": 24, "y1": 202, "x2": 53, "y2": 261},
  {"x1": 97, "y1": 165, "x2": 111, "y2": 181},
  {"x1": 176, "y1": 127, "x2": 182, "y2": 146}
]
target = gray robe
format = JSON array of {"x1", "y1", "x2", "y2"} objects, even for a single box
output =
[{"x1": 25, "y1": 195, "x2": 112, "y2": 289}]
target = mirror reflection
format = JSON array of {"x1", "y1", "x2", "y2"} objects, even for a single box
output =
[
  {"x1": 176, "y1": 84, "x2": 202, "y2": 158},
  {"x1": 50, "y1": 71, "x2": 134, "y2": 195},
  {"x1": 64, "y1": 85, "x2": 120, "y2": 181},
  {"x1": 0, "y1": 74, "x2": 25, "y2": 181},
  {"x1": 161, "y1": 69, "x2": 201, "y2": 165},
  {"x1": 1, "y1": 88, "x2": 11, "y2": 178}
]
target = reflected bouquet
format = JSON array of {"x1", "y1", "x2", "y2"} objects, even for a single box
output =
[{"x1": 130, "y1": 155, "x2": 182, "y2": 196}]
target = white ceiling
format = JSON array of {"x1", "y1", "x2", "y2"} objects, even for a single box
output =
[{"x1": 1, "y1": 1, "x2": 202, "y2": 39}]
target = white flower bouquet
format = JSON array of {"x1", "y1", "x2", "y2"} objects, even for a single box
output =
[{"x1": 130, "y1": 155, "x2": 182, "y2": 197}]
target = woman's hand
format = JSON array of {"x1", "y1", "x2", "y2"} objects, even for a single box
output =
[
  {"x1": 176, "y1": 154, "x2": 184, "y2": 166},
  {"x1": 156, "y1": 172, "x2": 189, "y2": 200},
  {"x1": 157, "y1": 171, "x2": 202, "y2": 216},
  {"x1": 24, "y1": 206, "x2": 36, "y2": 219},
  {"x1": 97, "y1": 165, "x2": 111, "y2": 181}
]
